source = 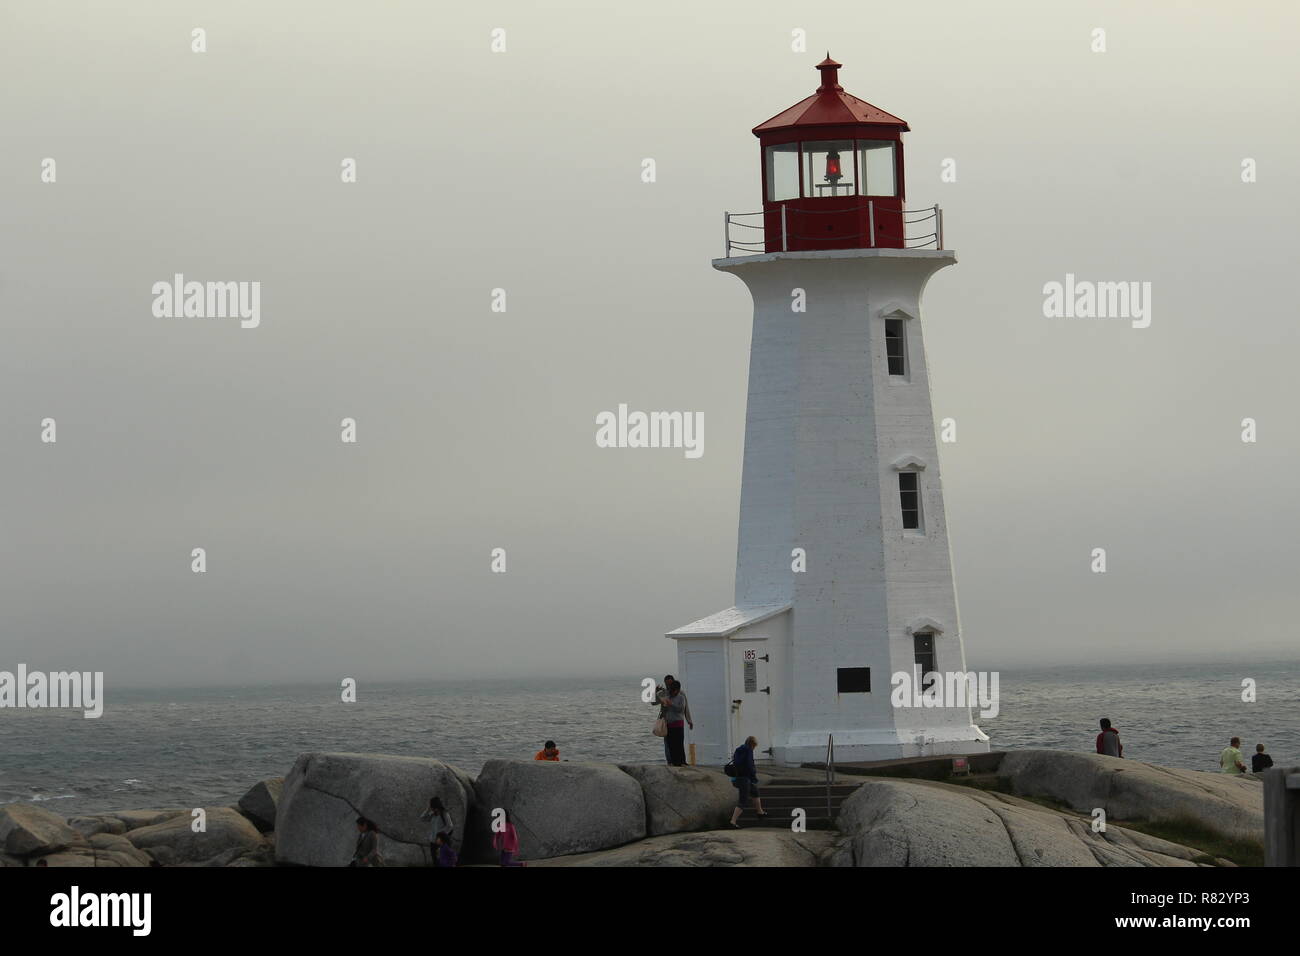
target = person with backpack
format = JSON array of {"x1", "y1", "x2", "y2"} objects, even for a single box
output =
[
  {"x1": 728, "y1": 735, "x2": 767, "y2": 827},
  {"x1": 1095, "y1": 718, "x2": 1123, "y2": 758},
  {"x1": 420, "y1": 796, "x2": 455, "y2": 866}
]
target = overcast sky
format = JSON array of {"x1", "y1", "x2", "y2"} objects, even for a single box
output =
[{"x1": 2, "y1": 1, "x2": 1297, "y2": 685}]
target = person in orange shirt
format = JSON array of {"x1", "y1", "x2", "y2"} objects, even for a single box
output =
[{"x1": 534, "y1": 740, "x2": 560, "y2": 761}]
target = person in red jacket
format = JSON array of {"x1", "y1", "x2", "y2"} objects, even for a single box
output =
[{"x1": 1096, "y1": 717, "x2": 1123, "y2": 758}]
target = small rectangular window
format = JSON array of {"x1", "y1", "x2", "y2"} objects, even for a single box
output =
[
  {"x1": 913, "y1": 633, "x2": 936, "y2": 691},
  {"x1": 899, "y1": 471, "x2": 921, "y2": 530},
  {"x1": 837, "y1": 667, "x2": 871, "y2": 693},
  {"x1": 885, "y1": 318, "x2": 906, "y2": 376}
]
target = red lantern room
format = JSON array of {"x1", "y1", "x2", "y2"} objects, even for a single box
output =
[{"x1": 753, "y1": 56, "x2": 910, "y2": 252}]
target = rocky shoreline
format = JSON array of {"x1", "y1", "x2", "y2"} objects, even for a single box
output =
[{"x1": 0, "y1": 750, "x2": 1266, "y2": 867}]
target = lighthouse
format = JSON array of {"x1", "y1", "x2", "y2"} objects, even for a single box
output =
[{"x1": 668, "y1": 57, "x2": 990, "y2": 766}]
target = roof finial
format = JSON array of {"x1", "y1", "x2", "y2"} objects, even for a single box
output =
[{"x1": 815, "y1": 54, "x2": 843, "y2": 93}]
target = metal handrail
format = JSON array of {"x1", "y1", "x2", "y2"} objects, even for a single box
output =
[
  {"x1": 724, "y1": 202, "x2": 944, "y2": 256},
  {"x1": 825, "y1": 733, "x2": 835, "y2": 822}
]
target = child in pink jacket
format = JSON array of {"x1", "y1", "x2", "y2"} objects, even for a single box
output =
[{"x1": 492, "y1": 811, "x2": 524, "y2": 867}]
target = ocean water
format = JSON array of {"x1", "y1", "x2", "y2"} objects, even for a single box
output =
[{"x1": 1, "y1": 661, "x2": 1295, "y2": 817}]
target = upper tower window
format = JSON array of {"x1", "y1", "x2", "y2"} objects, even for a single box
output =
[{"x1": 885, "y1": 318, "x2": 907, "y2": 377}]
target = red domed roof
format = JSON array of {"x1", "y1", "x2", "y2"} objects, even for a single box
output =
[{"x1": 753, "y1": 56, "x2": 909, "y2": 135}]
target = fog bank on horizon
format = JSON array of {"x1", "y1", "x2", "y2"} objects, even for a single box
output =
[{"x1": 2, "y1": 1, "x2": 1297, "y2": 685}]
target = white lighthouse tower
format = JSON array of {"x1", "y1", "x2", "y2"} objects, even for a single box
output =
[{"x1": 668, "y1": 57, "x2": 990, "y2": 767}]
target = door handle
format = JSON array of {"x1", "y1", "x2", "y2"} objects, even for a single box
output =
[{"x1": 760, "y1": 686, "x2": 771, "y2": 695}]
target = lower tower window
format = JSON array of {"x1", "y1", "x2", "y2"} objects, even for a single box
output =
[{"x1": 913, "y1": 632, "x2": 936, "y2": 692}]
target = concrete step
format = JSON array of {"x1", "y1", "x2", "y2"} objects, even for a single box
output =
[
  {"x1": 735, "y1": 813, "x2": 835, "y2": 830},
  {"x1": 804, "y1": 751, "x2": 1007, "y2": 781},
  {"x1": 733, "y1": 781, "x2": 860, "y2": 829},
  {"x1": 751, "y1": 793, "x2": 850, "y2": 803},
  {"x1": 751, "y1": 804, "x2": 848, "y2": 816},
  {"x1": 739, "y1": 807, "x2": 834, "y2": 819},
  {"x1": 753, "y1": 786, "x2": 860, "y2": 798}
]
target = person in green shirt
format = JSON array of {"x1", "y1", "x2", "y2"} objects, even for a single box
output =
[{"x1": 1219, "y1": 736, "x2": 1247, "y2": 774}]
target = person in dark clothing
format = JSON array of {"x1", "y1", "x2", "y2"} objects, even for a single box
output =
[
  {"x1": 658, "y1": 679, "x2": 688, "y2": 766},
  {"x1": 653, "y1": 674, "x2": 678, "y2": 764},
  {"x1": 350, "y1": 817, "x2": 382, "y2": 867},
  {"x1": 1096, "y1": 718, "x2": 1123, "y2": 758},
  {"x1": 1252, "y1": 743, "x2": 1274, "y2": 773},
  {"x1": 728, "y1": 735, "x2": 767, "y2": 827},
  {"x1": 434, "y1": 831, "x2": 458, "y2": 867}
]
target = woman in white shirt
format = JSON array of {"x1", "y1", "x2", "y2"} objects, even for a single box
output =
[{"x1": 420, "y1": 796, "x2": 454, "y2": 866}]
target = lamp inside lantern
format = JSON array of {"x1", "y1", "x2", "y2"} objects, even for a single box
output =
[{"x1": 824, "y1": 150, "x2": 843, "y2": 184}]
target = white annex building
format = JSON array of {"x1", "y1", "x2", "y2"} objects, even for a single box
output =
[{"x1": 668, "y1": 57, "x2": 990, "y2": 767}]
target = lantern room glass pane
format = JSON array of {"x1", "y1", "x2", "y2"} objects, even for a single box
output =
[
  {"x1": 801, "y1": 140, "x2": 855, "y2": 198},
  {"x1": 857, "y1": 141, "x2": 897, "y2": 197},
  {"x1": 765, "y1": 144, "x2": 799, "y2": 202}
]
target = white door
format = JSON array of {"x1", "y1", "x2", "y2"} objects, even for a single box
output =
[
  {"x1": 684, "y1": 648, "x2": 726, "y2": 766},
  {"x1": 730, "y1": 639, "x2": 773, "y2": 760}
]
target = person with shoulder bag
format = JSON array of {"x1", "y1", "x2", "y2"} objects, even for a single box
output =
[
  {"x1": 350, "y1": 817, "x2": 385, "y2": 867},
  {"x1": 657, "y1": 679, "x2": 688, "y2": 765},
  {"x1": 651, "y1": 674, "x2": 672, "y2": 761}
]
